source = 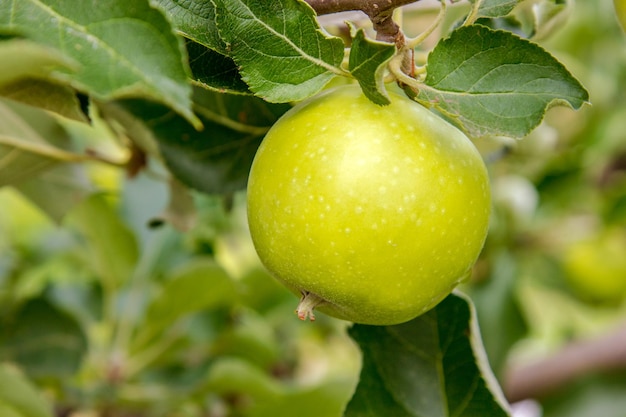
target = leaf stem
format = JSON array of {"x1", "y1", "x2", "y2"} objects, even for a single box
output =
[
  {"x1": 388, "y1": 54, "x2": 421, "y2": 90},
  {"x1": 306, "y1": 0, "x2": 420, "y2": 44},
  {"x1": 0, "y1": 135, "x2": 127, "y2": 167},
  {"x1": 405, "y1": 0, "x2": 447, "y2": 49},
  {"x1": 463, "y1": 0, "x2": 483, "y2": 26},
  {"x1": 305, "y1": 0, "x2": 421, "y2": 17},
  {"x1": 193, "y1": 106, "x2": 270, "y2": 135}
]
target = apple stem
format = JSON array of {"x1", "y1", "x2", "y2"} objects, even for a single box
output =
[{"x1": 296, "y1": 291, "x2": 326, "y2": 321}]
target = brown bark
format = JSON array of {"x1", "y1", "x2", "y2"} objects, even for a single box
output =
[{"x1": 504, "y1": 322, "x2": 626, "y2": 402}]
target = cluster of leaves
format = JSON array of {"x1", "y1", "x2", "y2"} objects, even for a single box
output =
[
  {"x1": 0, "y1": 0, "x2": 608, "y2": 416},
  {"x1": 0, "y1": 0, "x2": 588, "y2": 196}
]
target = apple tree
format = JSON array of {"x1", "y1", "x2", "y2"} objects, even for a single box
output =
[{"x1": 2, "y1": 0, "x2": 624, "y2": 416}]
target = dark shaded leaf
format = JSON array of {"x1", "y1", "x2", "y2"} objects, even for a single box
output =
[
  {"x1": 468, "y1": 251, "x2": 527, "y2": 377},
  {"x1": 0, "y1": 298, "x2": 87, "y2": 378},
  {"x1": 186, "y1": 39, "x2": 249, "y2": 94},
  {"x1": 345, "y1": 292, "x2": 511, "y2": 417},
  {"x1": 116, "y1": 87, "x2": 290, "y2": 194}
]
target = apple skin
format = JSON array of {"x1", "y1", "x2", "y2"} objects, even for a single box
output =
[
  {"x1": 247, "y1": 85, "x2": 491, "y2": 325},
  {"x1": 616, "y1": 0, "x2": 626, "y2": 32},
  {"x1": 564, "y1": 228, "x2": 626, "y2": 304}
]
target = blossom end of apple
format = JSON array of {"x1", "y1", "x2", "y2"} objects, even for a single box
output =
[{"x1": 296, "y1": 291, "x2": 326, "y2": 322}]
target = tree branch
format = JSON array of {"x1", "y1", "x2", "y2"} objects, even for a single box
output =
[
  {"x1": 305, "y1": 0, "x2": 419, "y2": 17},
  {"x1": 305, "y1": 0, "x2": 420, "y2": 44},
  {"x1": 504, "y1": 322, "x2": 626, "y2": 402}
]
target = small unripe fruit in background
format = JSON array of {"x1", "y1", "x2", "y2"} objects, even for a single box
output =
[{"x1": 616, "y1": 0, "x2": 626, "y2": 32}]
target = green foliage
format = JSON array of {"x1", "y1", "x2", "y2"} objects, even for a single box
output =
[
  {"x1": 471, "y1": 0, "x2": 520, "y2": 19},
  {"x1": 346, "y1": 293, "x2": 510, "y2": 417},
  {"x1": 0, "y1": 363, "x2": 53, "y2": 417},
  {"x1": 347, "y1": 24, "x2": 396, "y2": 105},
  {"x1": 417, "y1": 24, "x2": 588, "y2": 138},
  {"x1": 0, "y1": 298, "x2": 87, "y2": 378},
  {"x1": 211, "y1": 0, "x2": 345, "y2": 102}
]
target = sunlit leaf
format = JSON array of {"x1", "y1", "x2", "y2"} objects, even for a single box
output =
[
  {"x1": 0, "y1": 79, "x2": 88, "y2": 122},
  {"x1": 0, "y1": 38, "x2": 85, "y2": 121},
  {"x1": 470, "y1": 0, "x2": 520, "y2": 18},
  {"x1": 151, "y1": 0, "x2": 226, "y2": 53},
  {"x1": 0, "y1": 100, "x2": 80, "y2": 187},
  {"x1": 0, "y1": 0, "x2": 199, "y2": 127},
  {"x1": 417, "y1": 24, "x2": 589, "y2": 138},
  {"x1": 0, "y1": 38, "x2": 76, "y2": 86},
  {"x1": 211, "y1": 0, "x2": 345, "y2": 102},
  {"x1": 0, "y1": 363, "x2": 53, "y2": 417}
]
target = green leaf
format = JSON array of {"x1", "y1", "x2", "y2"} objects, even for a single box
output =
[
  {"x1": 151, "y1": 0, "x2": 226, "y2": 53},
  {"x1": 211, "y1": 0, "x2": 345, "y2": 102},
  {"x1": 0, "y1": 38, "x2": 85, "y2": 121},
  {"x1": 66, "y1": 194, "x2": 139, "y2": 291},
  {"x1": 186, "y1": 39, "x2": 249, "y2": 94},
  {"x1": 0, "y1": 0, "x2": 199, "y2": 128},
  {"x1": 206, "y1": 357, "x2": 354, "y2": 417},
  {"x1": 471, "y1": 0, "x2": 520, "y2": 18},
  {"x1": 348, "y1": 24, "x2": 396, "y2": 105},
  {"x1": 144, "y1": 258, "x2": 237, "y2": 330},
  {"x1": 251, "y1": 378, "x2": 355, "y2": 417},
  {"x1": 0, "y1": 298, "x2": 87, "y2": 378},
  {"x1": 0, "y1": 403, "x2": 22, "y2": 417},
  {"x1": 213, "y1": 310, "x2": 281, "y2": 369},
  {"x1": 0, "y1": 105, "x2": 58, "y2": 187},
  {"x1": 13, "y1": 164, "x2": 92, "y2": 224},
  {"x1": 129, "y1": 255, "x2": 237, "y2": 352},
  {"x1": 0, "y1": 38, "x2": 76, "y2": 86},
  {"x1": 345, "y1": 292, "x2": 511, "y2": 417},
  {"x1": 0, "y1": 363, "x2": 53, "y2": 417},
  {"x1": 115, "y1": 87, "x2": 290, "y2": 194},
  {"x1": 417, "y1": 24, "x2": 589, "y2": 138},
  {"x1": 468, "y1": 251, "x2": 527, "y2": 377},
  {"x1": 0, "y1": 79, "x2": 88, "y2": 122},
  {"x1": 0, "y1": 99, "x2": 82, "y2": 187},
  {"x1": 206, "y1": 357, "x2": 282, "y2": 400}
]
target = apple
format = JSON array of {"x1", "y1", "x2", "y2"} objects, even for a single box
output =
[
  {"x1": 616, "y1": 0, "x2": 626, "y2": 32},
  {"x1": 563, "y1": 227, "x2": 626, "y2": 304},
  {"x1": 246, "y1": 85, "x2": 491, "y2": 325}
]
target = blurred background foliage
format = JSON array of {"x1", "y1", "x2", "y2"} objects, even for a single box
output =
[{"x1": 0, "y1": 0, "x2": 625, "y2": 416}]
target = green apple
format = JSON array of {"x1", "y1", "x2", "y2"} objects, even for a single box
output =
[
  {"x1": 564, "y1": 227, "x2": 626, "y2": 303},
  {"x1": 616, "y1": 0, "x2": 626, "y2": 32},
  {"x1": 246, "y1": 85, "x2": 491, "y2": 325}
]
